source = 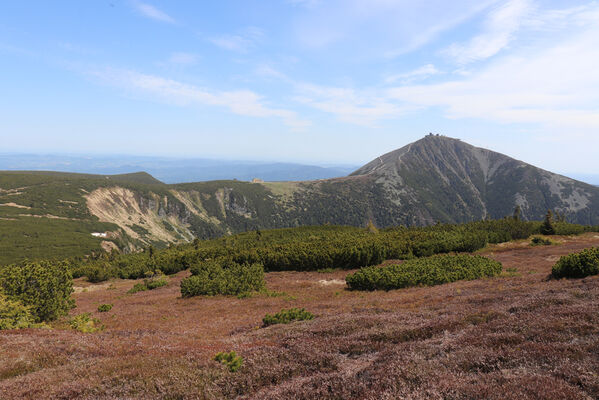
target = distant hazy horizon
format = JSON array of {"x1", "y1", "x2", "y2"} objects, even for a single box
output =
[{"x1": 1, "y1": 149, "x2": 597, "y2": 186}]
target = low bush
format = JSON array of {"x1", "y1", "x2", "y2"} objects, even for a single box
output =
[
  {"x1": 214, "y1": 351, "x2": 243, "y2": 372},
  {"x1": 530, "y1": 236, "x2": 554, "y2": 246},
  {"x1": 97, "y1": 303, "x2": 113, "y2": 312},
  {"x1": 262, "y1": 308, "x2": 314, "y2": 327},
  {"x1": 180, "y1": 259, "x2": 264, "y2": 297},
  {"x1": 69, "y1": 313, "x2": 104, "y2": 333},
  {"x1": 127, "y1": 272, "x2": 168, "y2": 294},
  {"x1": 552, "y1": 247, "x2": 599, "y2": 279},
  {"x1": 0, "y1": 292, "x2": 38, "y2": 330},
  {"x1": 346, "y1": 254, "x2": 502, "y2": 291},
  {"x1": 145, "y1": 277, "x2": 168, "y2": 290},
  {"x1": 0, "y1": 261, "x2": 74, "y2": 322}
]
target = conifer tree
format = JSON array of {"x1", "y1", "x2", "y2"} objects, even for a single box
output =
[
  {"x1": 540, "y1": 210, "x2": 556, "y2": 235},
  {"x1": 513, "y1": 205, "x2": 522, "y2": 221}
]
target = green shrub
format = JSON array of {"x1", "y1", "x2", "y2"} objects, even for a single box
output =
[
  {"x1": 145, "y1": 276, "x2": 168, "y2": 290},
  {"x1": 97, "y1": 303, "x2": 113, "y2": 312},
  {"x1": 0, "y1": 292, "x2": 37, "y2": 330},
  {"x1": 83, "y1": 263, "x2": 120, "y2": 283},
  {"x1": 128, "y1": 282, "x2": 148, "y2": 294},
  {"x1": 69, "y1": 313, "x2": 104, "y2": 333},
  {"x1": 0, "y1": 261, "x2": 74, "y2": 322},
  {"x1": 552, "y1": 247, "x2": 599, "y2": 279},
  {"x1": 180, "y1": 259, "x2": 264, "y2": 297},
  {"x1": 262, "y1": 308, "x2": 314, "y2": 327},
  {"x1": 530, "y1": 236, "x2": 554, "y2": 246},
  {"x1": 346, "y1": 254, "x2": 502, "y2": 291},
  {"x1": 69, "y1": 219, "x2": 598, "y2": 281},
  {"x1": 213, "y1": 351, "x2": 243, "y2": 372},
  {"x1": 127, "y1": 273, "x2": 168, "y2": 294}
]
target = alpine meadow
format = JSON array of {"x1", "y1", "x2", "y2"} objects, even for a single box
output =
[{"x1": 2, "y1": 1, "x2": 599, "y2": 399}]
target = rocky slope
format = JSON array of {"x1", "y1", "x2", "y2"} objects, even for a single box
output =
[{"x1": 349, "y1": 134, "x2": 599, "y2": 225}]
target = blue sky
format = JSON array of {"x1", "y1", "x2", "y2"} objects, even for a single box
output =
[{"x1": 1, "y1": 0, "x2": 598, "y2": 174}]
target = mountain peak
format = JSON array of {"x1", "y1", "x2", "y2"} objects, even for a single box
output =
[
  {"x1": 351, "y1": 134, "x2": 477, "y2": 177},
  {"x1": 348, "y1": 134, "x2": 598, "y2": 225}
]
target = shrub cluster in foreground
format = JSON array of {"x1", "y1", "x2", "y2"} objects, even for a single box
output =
[
  {"x1": 346, "y1": 254, "x2": 502, "y2": 291},
  {"x1": 0, "y1": 292, "x2": 38, "y2": 330},
  {"x1": 262, "y1": 307, "x2": 315, "y2": 327},
  {"x1": 180, "y1": 259, "x2": 264, "y2": 297},
  {"x1": 0, "y1": 261, "x2": 74, "y2": 324},
  {"x1": 552, "y1": 247, "x2": 599, "y2": 279}
]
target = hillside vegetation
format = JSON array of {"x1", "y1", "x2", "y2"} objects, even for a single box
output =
[
  {"x1": 72, "y1": 219, "x2": 597, "y2": 283},
  {"x1": 2, "y1": 135, "x2": 599, "y2": 266},
  {"x1": 2, "y1": 231, "x2": 599, "y2": 398}
]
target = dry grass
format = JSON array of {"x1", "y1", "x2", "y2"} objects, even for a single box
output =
[{"x1": 2, "y1": 233, "x2": 599, "y2": 399}]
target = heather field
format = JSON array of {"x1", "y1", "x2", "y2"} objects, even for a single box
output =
[{"x1": 2, "y1": 233, "x2": 599, "y2": 399}]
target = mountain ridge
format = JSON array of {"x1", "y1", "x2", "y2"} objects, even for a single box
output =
[{"x1": 1, "y1": 135, "x2": 598, "y2": 264}]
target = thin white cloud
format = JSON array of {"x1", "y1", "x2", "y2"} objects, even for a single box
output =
[
  {"x1": 444, "y1": 0, "x2": 534, "y2": 64},
  {"x1": 209, "y1": 27, "x2": 264, "y2": 53},
  {"x1": 292, "y1": 0, "x2": 499, "y2": 54},
  {"x1": 133, "y1": 1, "x2": 175, "y2": 24},
  {"x1": 384, "y1": 64, "x2": 441, "y2": 84},
  {"x1": 88, "y1": 67, "x2": 308, "y2": 129},
  {"x1": 290, "y1": 1, "x2": 599, "y2": 134},
  {"x1": 383, "y1": 0, "x2": 500, "y2": 58},
  {"x1": 254, "y1": 65, "x2": 290, "y2": 81},
  {"x1": 294, "y1": 84, "x2": 408, "y2": 126},
  {"x1": 388, "y1": 18, "x2": 599, "y2": 130}
]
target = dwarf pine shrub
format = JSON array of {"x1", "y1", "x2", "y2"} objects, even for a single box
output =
[
  {"x1": 552, "y1": 247, "x2": 599, "y2": 279},
  {"x1": 346, "y1": 254, "x2": 502, "y2": 291},
  {"x1": 530, "y1": 236, "x2": 554, "y2": 246},
  {"x1": 0, "y1": 292, "x2": 37, "y2": 330},
  {"x1": 262, "y1": 308, "x2": 314, "y2": 327},
  {"x1": 0, "y1": 261, "x2": 74, "y2": 322},
  {"x1": 127, "y1": 272, "x2": 168, "y2": 294},
  {"x1": 69, "y1": 313, "x2": 104, "y2": 333},
  {"x1": 97, "y1": 303, "x2": 113, "y2": 312},
  {"x1": 214, "y1": 351, "x2": 243, "y2": 372},
  {"x1": 180, "y1": 259, "x2": 264, "y2": 297}
]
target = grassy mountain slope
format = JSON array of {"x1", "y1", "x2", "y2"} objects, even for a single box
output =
[{"x1": 1, "y1": 135, "x2": 598, "y2": 264}]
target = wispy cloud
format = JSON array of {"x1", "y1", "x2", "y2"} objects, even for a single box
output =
[
  {"x1": 292, "y1": 0, "x2": 499, "y2": 54},
  {"x1": 288, "y1": 1, "x2": 599, "y2": 134},
  {"x1": 443, "y1": 0, "x2": 534, "y2": 64},
  {"x1": 294, "y1": 84, "x2": 407, "y2": 126},
  {"x1": 389, "y1": 17, "x2": 599, "y2": 130},
  {"x1": 209, "y1": 27, "x2": 264, "y2": 53},
  {"x1": 384, "y1": 64, "x2": 441, "y2": 84},
  {"x1": 88, "y1": 67, "x2": 308, "y2": 129},
  {"x1": 133, "y1": 1, "x2": 175, "y2": 24},
  {"x1": 254, "y1": 65, "x2": 290, "y2": 81}
]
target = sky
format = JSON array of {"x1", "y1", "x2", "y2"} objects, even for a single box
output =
[{"x1": 1, "y1": 0, "x2": 598, "y2": 174}]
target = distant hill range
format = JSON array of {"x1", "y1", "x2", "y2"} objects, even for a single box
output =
[
  {"x1": 1, "y1": 134, "x2": 598, "y2": 264},
  {"x1": 0, "y1": 154, "x2": 356, "y2": 183}
]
